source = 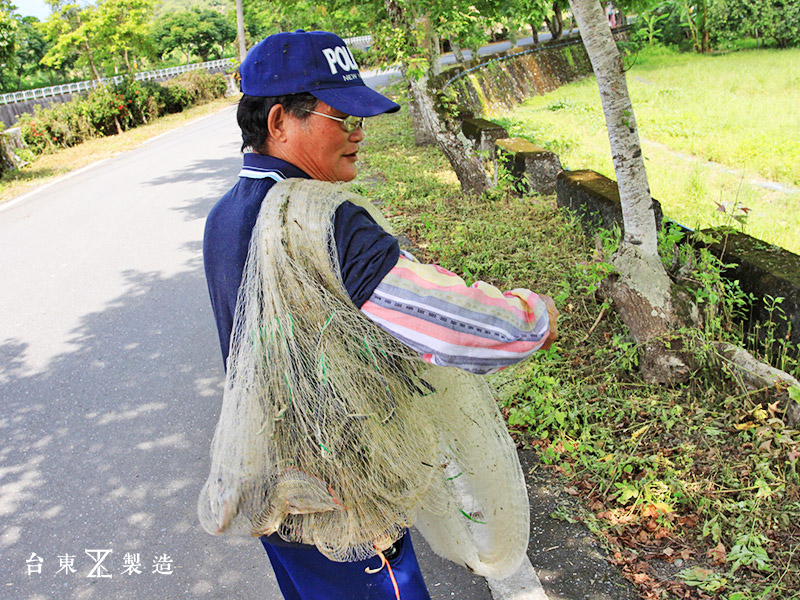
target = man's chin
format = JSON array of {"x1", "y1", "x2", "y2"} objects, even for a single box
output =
[{"x1": 340, "y1": 168, "x2": 357, "y2": 182}]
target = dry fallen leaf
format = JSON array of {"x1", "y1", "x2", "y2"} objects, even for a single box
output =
[
  {"x1": 632, "y1": 572, "x2": 651, "y2": 584},
  {"x1": 707, "y1": 542, "x2": 727, "y2": 565}
]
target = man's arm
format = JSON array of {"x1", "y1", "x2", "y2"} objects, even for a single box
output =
[{"x1": 361, "y1": 252, "x2": 558, "y2": 374}]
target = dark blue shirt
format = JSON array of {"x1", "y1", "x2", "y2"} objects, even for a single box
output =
[{"x1": 203, "y1": 154, "x2": 400, "y2": 366}]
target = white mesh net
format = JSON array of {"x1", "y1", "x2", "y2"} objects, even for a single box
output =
[{"x1": 198, "y1": 178, "x2": 529, "y2": 578}]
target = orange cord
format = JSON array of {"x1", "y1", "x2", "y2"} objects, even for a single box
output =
[{"x1": 364, "y1": 549, "x2": 401, "y2": 600}]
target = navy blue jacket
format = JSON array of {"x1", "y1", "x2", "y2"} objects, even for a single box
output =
[
  {"x1": 203, "y1": 154, "x2": 399, "y2": 548},
  {"x1": 203, "y1": 153, "x2": 400, "y2": 367}
]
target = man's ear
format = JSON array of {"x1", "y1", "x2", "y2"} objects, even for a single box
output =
[{"x1": 267, "y1": 104, "x2": 289, "y2": 144}]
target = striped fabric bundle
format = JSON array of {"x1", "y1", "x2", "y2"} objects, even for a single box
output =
[{"x1": 361, "y1": 252, "x2": 552, "y2": 374}]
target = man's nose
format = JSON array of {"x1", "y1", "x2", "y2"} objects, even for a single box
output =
[{"x1": 349, "y1": 125, "x2": 364, "y2": 142}]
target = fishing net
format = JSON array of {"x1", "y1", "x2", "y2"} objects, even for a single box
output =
[{"x1": 198, "y1": 178, "x2": 529, "y2": 578}]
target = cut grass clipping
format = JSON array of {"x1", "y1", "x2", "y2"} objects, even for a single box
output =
[{"x1": 357, "y1": 100, "x2": 800, "y2": 600}]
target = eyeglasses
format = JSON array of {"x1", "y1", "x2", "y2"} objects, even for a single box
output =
[{"x1": 303, "y1": 110, "x2": 364, "y2": 133}]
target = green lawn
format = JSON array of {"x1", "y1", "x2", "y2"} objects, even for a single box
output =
[{"x1": 489, "y1": 46, "x2": 800, "y2": 254}]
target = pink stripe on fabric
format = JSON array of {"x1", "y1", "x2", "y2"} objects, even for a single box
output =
[
  {"x1": 362, "y1": 301, "x2": 544, "y2": 354},
  {"x1": 387, "y1": 264, "x2": 542, "y2": 324}
]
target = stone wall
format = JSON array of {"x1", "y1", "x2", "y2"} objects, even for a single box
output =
[
  {"x1": 0, "y1": 94, "x2": 78, "y2": 129},
  {"x1": 555, "y1": 169, "x2": 800, "y2": 349},
  {"x1": 436, "y1": 29, "x2": 628, "y2": 117},
  {"x1": 438, "y1": 36, "x2": 591, "y2": 116}
]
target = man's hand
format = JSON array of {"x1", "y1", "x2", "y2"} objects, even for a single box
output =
[{"x1": 539, "y1": 294, "x2": 558, "y2": 350}]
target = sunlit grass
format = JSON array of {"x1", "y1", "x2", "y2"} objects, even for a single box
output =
[{"x1": 490, "y1": 45, "x2": 800, "y2": 254}]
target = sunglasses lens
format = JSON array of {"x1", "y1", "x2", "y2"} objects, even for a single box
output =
[{"x1": 344, "y1": 116, "x2": 363, "y2": 132}]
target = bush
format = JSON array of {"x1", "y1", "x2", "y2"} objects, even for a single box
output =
[
  {"x1": 349, "y1": 48, "x2": 384, "y2": 71},
  {"x1": 163, "y1": 71, "x2": 227, "y2": 112},
  {"x1": 16, "y1": 70, "x2": 228, "y2": 157}
]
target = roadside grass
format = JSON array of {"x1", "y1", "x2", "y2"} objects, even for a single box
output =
[
  {"x1": 0, "y1": 95, "x2": 238, "y2": 206},
  {"x1": 357, "y1": 107, "x2": 800, "y2": 600},
  {"x1": 488, "y1": 45, "x2": 800, "y2": 255}
]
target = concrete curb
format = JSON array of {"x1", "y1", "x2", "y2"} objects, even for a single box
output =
[{"x1": 488, "y1": 558, "x2": 550, "y2": 600}]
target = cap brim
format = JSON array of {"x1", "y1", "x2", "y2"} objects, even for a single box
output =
[{"x1": 311, "y1": 85, "x2": 400, "y2": 117}]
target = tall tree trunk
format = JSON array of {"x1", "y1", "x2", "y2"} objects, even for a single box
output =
[
  {"x1": 408, "y1": 74, "x2": 491, "y2": 193},
  {"x1": 84, "y1": 41, "x2": 102, "y2": 80},
  {"x1": 449, "y1": 36, "x2": 465, "y2": 63},
  {"x1": 235, "y1": 0, "x2": 247, "y2": 62},
  {"x1": 569, "y1": 0, "x2": 693, "y2": 384},
  {"x1": 385, "y1": 0, "x2": 491, "y2": 194},
  {"x1": 407, "y1": 85, "x2": 436, "y2": 146},
  {"x1": 423, "y1": 15, "x2": 442, "y2": 76}
]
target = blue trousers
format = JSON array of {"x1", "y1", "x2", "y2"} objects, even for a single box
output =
[{"x1": 261, "y1": 531, "x2": 432, "y2": 600}]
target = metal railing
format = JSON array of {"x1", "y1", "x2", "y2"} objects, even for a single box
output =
[
  {"x1": 343, "y1": 35, "x2": 372, "y2": 51},
  {"x1": 0, "y1": 58, "x2": 236, "y2": 106}
]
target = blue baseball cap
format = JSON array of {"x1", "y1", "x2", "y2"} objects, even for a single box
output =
[{"x1": 240, "y1": 30, "x2": 400, "y2": 118}]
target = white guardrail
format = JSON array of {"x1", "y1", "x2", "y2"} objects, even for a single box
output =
[
  {"x1": 343, "y1": 35, "x2": 372, "y2": 51},
  {"x1": 0, "y1": 58, "x2": 236, "y2": 106}
]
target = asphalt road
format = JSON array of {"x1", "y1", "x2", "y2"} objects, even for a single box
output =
[{"x1": 0, "y1": 94, "x2": 498, "y2": 599}]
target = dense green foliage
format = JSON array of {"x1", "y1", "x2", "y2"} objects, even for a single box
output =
[
  {"x1": 16, "y1": 70, "x2": 226, "y2": 155},
  {"x1": 1, "y1": 0, "x2": 239, "y2": 92},
  {"x1": 242, "y1": 0, "x2": 374, "y2": 41},
  {"x1": 708, "y1": 0, "x2": 800, "y2": 49},
  {"x1": 40, "y1": 0, "x2": 156, "y2": 78},
  {"x1": 1, "y1": 0, "x2": 797, "y2": 93},
  {"x1": 151, "y1": 8, "x2": 235, "y2": 63},
  {"x1": 0, "y1": 0, "x2": 17, "y2": 69},
  {"x1": 631, "y1": 0, "x2": 800, "y2": 52}
]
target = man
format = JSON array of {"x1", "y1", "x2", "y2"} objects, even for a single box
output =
[{"x1": 202, "y1": 30, "x2": 557, "y2": 600}]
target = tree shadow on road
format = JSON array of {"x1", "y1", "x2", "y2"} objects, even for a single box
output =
[
  {"x1": 143, "y1": 156, "x2": 241, "y2": 223},
  {"x1": 0, "y1": 259, "x2": 274, "y2": 599}
]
